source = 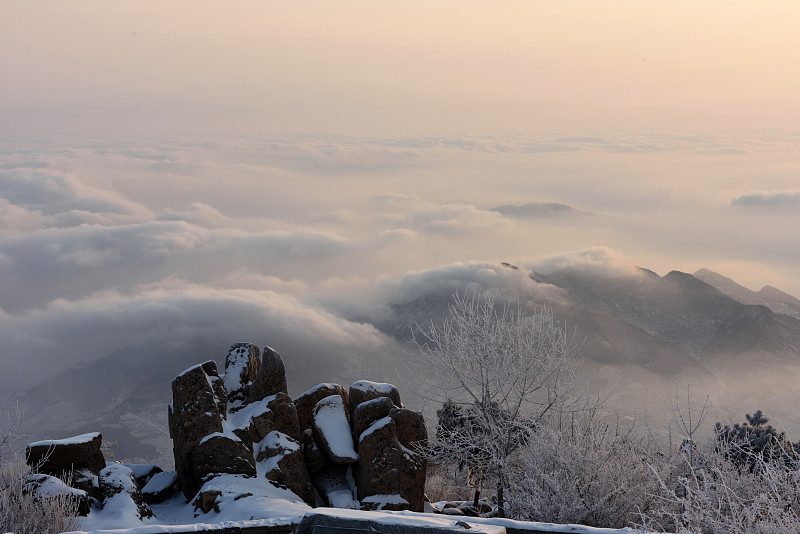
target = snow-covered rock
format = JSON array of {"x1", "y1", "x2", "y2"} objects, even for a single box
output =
[
  {"x1": 349, "y1": 380, "x2": 403, "y2": 422},
  {"x1": 24, "y1": 472, "x2": 90, "y2": 516},
  {"x1": 353, "y1": 396, "x2": 395, "y2": 442},
  {"x1": 254, "y1": 431, "x2": 314, "y2": 504},
  {"x1": 141, "y1": 470, "x2": 178, "y2": 504},
  {"x1": 296, "y1": 383, "x2": 349, "y2": 433},
  {"x1": 223, "y1": 342, "x2": 261, "y2": 407},
  {"x1": 313, "y1": 395, "x2": 358, "y2": 464},
  {"x1": 98, "y1": 463, "x2": 153, "y2": 522}
]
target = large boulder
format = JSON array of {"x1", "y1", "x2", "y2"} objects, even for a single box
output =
[
  {"x1": 312, "y1": 395, "x2": 358, "y2": 464},
  {"x1": 248, "y1": 346, "x2": 288, "y2": 403},
  {"x1": 255, "y1": 431, "x2": 314, "y2": 505},
  {"x1": 357, "y1": 415, "x2": 426, "y2": 512},
  {"x1": 191, "y1": 433, "x2": 256, "y2": 483},
  {"x1": 98, "y1": 463, "x2": 153, "y2": 520},
  {"x1": 168, "y1": 360, "x2": 228, "y2": 499},
  {"x1": 349, "y1": 380, "x2": 402, "y2": 423},
  {"x1": 296, "y1": 383, "x2": 349, "y2": 433},
  {"x1": 26, "y1": 432, "x2": 105, "y2": 477},
  {"x1": 224, "y1": 342, "x2": 261, "y2": 407},
  {"x1": 352, "y1": 397, "x2": 395, "y2": 443}
]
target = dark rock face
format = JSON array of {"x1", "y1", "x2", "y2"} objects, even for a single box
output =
[
  {"x1": 191, "y1": 434, "x2": 256, "y2": 483},
  {"x1": 255, "y1": 431, "x2": 313, "y2": 505},
  {"x1": 267, "y1": 393, "x2": 302, "y2": 441},
  {"x1": 349, "y1": 380, "x2": 403, "y2": 423},
  {"x1": 26, "y1": 432, "x2": 105, "y2": 476},
  {"x1": 98, "y1": 463, "x2": 153, "y2": 520},
  {"x1": 168, "y1": 361, "x2": 228, "y2": 499},
  {"x1": 248, "y1": 346, "x2": 288, "y2": 403},
  {"x1": 224, "y1": 342, "x2": 261, "y2": 405},
  {"x1": 295, "y1": 383, "x2": 349, "y2": 433},
  {"x1": 357, "y1": 415, "x2": 427, "y2": 513},
  {"x1": 301, "y1": 429, "x2": 327, "y2": 475},
  {"x1": 353, "y1": 396, "x2": 395, "y2": 442},
  {"x1": 388, "y1": 408, "x2": 428, "y2": 450},
  {"x1": 312, "y1": 395, "x2": 358, "y2": 464}
]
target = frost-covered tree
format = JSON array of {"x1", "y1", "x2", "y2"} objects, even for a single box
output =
[{"x1": 415, "y1": 292, "x2": 579, "y2": 516}]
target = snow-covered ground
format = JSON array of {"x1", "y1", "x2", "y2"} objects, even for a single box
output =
[{"x1": 65, "y1": 487, "x2": 640, "y2": 534}]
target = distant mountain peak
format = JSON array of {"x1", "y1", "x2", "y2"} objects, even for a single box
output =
[{"x1": 694, "y1": 269, "x2": 800, "y2": 320}]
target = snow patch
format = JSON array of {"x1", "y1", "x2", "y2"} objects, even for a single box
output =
[
  {"x1": 28, "y1": 432, "x2": 100, "y2": 448},
  {"x1": 142, "y1": 471, "x2": 178, "y2": 495},
  {"x1": 360, "y1": 416, "x2": 393, "y2": 442},
  {"x1": 313, "y1": 395, "x2": 357, "y2": 461},
  {"x1": 351, "y1": 380, "x2": 396, "y2": 395}
]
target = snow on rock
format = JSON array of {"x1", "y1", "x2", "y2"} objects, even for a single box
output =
[
  {"x1": 353, "y1": 397, "x2": 395, "y2": 442},
  {"x1": 349, "y1": 380, "x2": 403, "y2": 426},
  {"x1": 222, "y1": 342, "x2": 261, "y2": 406},
  {"x1": 191, "y1": 473, "x2": 312, "y2": 519},
  {"x1": 314, "y1": 464, "x2": 359, "y2": 509},
  {"x1": 24, "y1": 473, "x2": 90, "y2": 516},
  {"x1": 296, "y1": 383, "x2": 349, "y2": 433},
  {"x1": 141, "y1": 471, "x2": 178, "y2": 504},
  {"x1": 312, "y1": 395, "x2": 358, "y2": 464},
  {"x1": 98, "y1": 463, "x2": 153, "y2": 525},
  {"x1": 254, "y1": 431, "x2": 313, "y2": 505}
]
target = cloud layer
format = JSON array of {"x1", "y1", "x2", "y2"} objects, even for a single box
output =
[{"x1": 2, "y1": 132, "x2": 800, "y2": 389}]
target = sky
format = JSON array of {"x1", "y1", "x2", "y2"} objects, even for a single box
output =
[{"x1": 1, "y1": 2, "x2": 800, "y2": 389}]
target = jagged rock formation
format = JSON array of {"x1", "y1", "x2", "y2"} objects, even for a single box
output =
[
  {"x1": 24, "y1": 340, "x2": 428, "y2": 521},
  {"x1": 167, "y1": 342, "x2": 428, "y2": 513}
]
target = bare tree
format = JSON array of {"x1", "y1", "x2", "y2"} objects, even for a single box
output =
[
  {"x1": 0, "y1": 409, "x2": 79, "y2": 533},
  {"x1": 415, "y1": 292, "x2": 579, "y2": 516}
]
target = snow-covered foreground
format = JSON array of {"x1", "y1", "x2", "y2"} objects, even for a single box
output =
[{"x1": 64, "y1": 483, "x2": 639, "y2": 534}]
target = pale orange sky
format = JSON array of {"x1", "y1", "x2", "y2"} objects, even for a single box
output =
[{"x1": 2, "y1": 1, "x2": 800, "y2": 134}]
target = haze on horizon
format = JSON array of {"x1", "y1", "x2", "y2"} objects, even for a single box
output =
[{"x1": 1, "y1": 1, "x2": 800, "y2": 395}]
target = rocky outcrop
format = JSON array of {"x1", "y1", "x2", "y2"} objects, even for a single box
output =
[
  {"x1": 163, "y1": 341, "x2": 427, "y2": 514},
  {"x1": 248, "y1": 346, "x2": 288, "y2": 403},
  {"x1": 26, "y1": 432, "x2": 105, "y2": 477},
  {"x1": 168, "y1": 360, "x2": 228, "y2": 499}
]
